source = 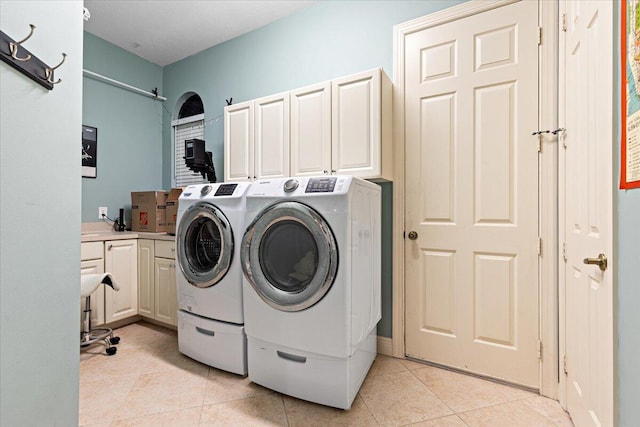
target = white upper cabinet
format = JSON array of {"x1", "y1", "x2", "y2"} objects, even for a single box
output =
[
  {"x1": 254, "y1": 92, "x2": 290, "y2": 180},
  {"x1": 331, "y1": 68, "x2": 392, "y2": 180},
  {"x1": 224, "y1": 100, "x2": 254, "y2": 182},
  {"x1": 224, "y1": 68, "x2": 392, "y2": 182},
  {"x1": 290, "y1": 81, "x2": 332, "y2": 177}
]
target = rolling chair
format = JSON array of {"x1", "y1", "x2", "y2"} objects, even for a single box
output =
[{"x1": 80, "y1": 273, "x2": 121, "y2": 355}]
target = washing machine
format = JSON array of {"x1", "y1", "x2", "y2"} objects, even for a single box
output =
[
  {"x1": 176, "y1": 182, "x2": 251, "y2": 375},
  {"x1": 240, "y1": 175, "x2": 381, "y2": 409}
]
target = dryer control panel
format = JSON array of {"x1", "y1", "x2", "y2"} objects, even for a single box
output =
[{"x1": 305, "y1": 177, "x2": 337, "y2": 193}]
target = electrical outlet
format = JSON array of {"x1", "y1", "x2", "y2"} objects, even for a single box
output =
[{"x1": 98, "y1": 207, "x2": 108, "y2": 219}]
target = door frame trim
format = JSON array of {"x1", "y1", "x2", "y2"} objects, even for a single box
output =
[{"x1": 391, "y1": 0, "x2": 559, "y2": 397}]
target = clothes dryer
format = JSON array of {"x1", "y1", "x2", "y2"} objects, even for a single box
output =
[
  {"x1": 176, "y1": 182, "x2": 250, "y2": 375},
  {"x1": 240, "y1": 176, "x2": 381, "y2": 408}
]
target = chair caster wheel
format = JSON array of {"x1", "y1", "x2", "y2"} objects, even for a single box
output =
[
  {"x1": 110, "y1": 336, "x2": 120, "y2": 345},
  {"x1": 106, "y1": 347, "x2": 117, "y2": 356}
]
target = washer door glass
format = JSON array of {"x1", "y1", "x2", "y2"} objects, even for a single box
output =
[
  {"x1": 177, "y1": 202, "x2": 233, "y2": 288},
  {"x1": 241, "y1": 201, "x2": 338, "y2": 312}
]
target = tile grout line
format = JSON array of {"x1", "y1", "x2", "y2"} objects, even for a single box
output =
[
  {"x1": 406, "y1": 366, "x2": 458, "y2": 419},
  {"x1": 354, "y1": 389, "x2": 383, "y2": 426}
]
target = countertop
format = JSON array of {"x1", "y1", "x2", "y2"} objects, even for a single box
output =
[{"x1": 81, "y1": 222, "x2": 175, "y2": 243}]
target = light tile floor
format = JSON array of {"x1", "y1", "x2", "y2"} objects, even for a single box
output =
[{"x1": 79, "y1": 322, "x2": 574, "y2": 426}]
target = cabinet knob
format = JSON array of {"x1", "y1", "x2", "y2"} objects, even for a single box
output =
[
  {"x1": 331, "y1": 170, "x2": 336, "y2": 174},
  {"x1": 323, "y1": 170, "x2": 328, "y2": 174},
  {"x1": 107, "y1": 244, "x2": 112, "y2": 251}
]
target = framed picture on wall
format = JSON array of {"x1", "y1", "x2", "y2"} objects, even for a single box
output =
[{"x1": 82, "y1": 125, "x2": 97, "y2": 178}]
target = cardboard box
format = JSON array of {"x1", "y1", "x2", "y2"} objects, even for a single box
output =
[
  {"x1": 165, "y1": 188, "x2": 184, "y2": 235},
  {"x1": 131, "y1": 191, "x2": 168, "y2": 232},
  {"x1": 131, "y1": 191, "x2": 168, "y2": 206}
]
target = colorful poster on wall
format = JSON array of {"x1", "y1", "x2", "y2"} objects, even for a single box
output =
[{"x1": 622, "y1": 0, "x2": 640, "y2": 189}]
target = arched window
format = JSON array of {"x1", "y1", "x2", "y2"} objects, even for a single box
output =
[
  {"x1": 178, "y1": 94, "x2": 204, "y2": 118},
  {"x1": 173, "y1": 93, "x2": 206, "y2": 186}
]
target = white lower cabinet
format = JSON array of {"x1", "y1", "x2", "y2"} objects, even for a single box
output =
[
  {"x1": 81, "y1": 239, "x2": 138, "y2": 327},
  {"x1": 138, "y1": 239, "x2": 177, "y2": 327},
  {"x1": 137, "y1": 239, "x2": 155, "y2": 318},
  {"x1": 104, "y1": 239, "x2": 138, "y2": 323},
  {"x1": 81, "y1": 241, "x2": 105, "y2": 327},
  {"x1": 154, "y1": 256, "x2": 177, "y2": 325}
]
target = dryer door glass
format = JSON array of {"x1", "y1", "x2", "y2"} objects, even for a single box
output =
[
  {"x1": 177, "y1": 202, "x2": 234, "y2": 288},
  {"x1": 259, "y1": 220, "x2": 318, "y2": 293},
  {"x1": 241, "y1": 201, "x2": 337, "y2": 312}
]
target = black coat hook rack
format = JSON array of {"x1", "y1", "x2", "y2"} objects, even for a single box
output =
[{"x1": 1, "y1": 25, "x2": 66, "y2": 91}]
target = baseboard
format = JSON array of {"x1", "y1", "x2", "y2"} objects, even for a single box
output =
[{"x1": 377, "y1": 336, "x2": 393, "y2": 356}]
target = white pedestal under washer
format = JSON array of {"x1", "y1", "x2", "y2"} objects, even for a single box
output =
[
  {"x1": 240, "y1": 176, "x2": 381, "y2": 408},
  {"x1": 176, "y1": 182, "x2": 251, "y2": 375}
]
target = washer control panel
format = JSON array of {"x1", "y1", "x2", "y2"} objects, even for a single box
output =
[
  {"x1": 305, "y1": 177, "x2": 337, "y2": 193},
  {"x1": 214, "y1": 183, "x2": 238, "y2": 196}
]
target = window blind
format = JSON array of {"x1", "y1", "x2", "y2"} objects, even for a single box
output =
[{"x1": 174, "y1": 117, "x2": 207, "y2": 187}]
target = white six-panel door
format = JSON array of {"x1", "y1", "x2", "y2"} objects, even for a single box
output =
[
  {"x1": 404, "y1": 0, "x2": 540, "y2": 387},
  {"x1": 560, "y1": 1, "x2": 614, "y2": 425}
]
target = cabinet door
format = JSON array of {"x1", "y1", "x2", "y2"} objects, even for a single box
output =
[
  {"x1": 104, "y1": 239, "x2": 138, "y2": 323},
  {"x1": 254, "y1": 92, "x2": 290, "y2": 179},
  {"x1": 290, "y1": 82, "x2": 332, "y2": 177},
  {"x1": 137, "y1": 239, "x2": 154, "y2": 319},
  {"x1": 81, "y1": 258, "x2": 105, "y2": 327},
  {"x1": 331, "y1": 69, "x2": 381, "y2": 177},
  {"x1": 224, "y1": 100, "x2": 254, "y2": 182},
  {"x1": 154, "y1": 257, "x2": 177, "y2": 326}
]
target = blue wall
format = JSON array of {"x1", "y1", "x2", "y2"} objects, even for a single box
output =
[
  {"x1": 82, "y1": 33, "x2": 164, "y2": 224},
  {"x1": 1, "y1": 1, "x2": 83, "y2": 424},
  {"x1": 161, "y1": 0, "x2": 464, "y2": 339},
  {"x1": 616, "y1": 5, "x2": 640, "y2": 426}
]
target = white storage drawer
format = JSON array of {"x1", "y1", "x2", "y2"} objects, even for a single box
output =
[
  {"x1": 247, "y1": 333, "x2": 376, "y2": 409},
  {"x1": 81, "y1": 241, "x2": 103, "y2": 261},
  {"x1": 178, "y1": 311, "x2": 247, "y2": 375},
  {"x1": 155, "y1": 240, "x2": 175, "y2": 259}
]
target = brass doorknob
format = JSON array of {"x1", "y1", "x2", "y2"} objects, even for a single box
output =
[
  {"x1": 583, "y1": 253, "x2": 607, "y2": 272},
  {"x1": 408, "y1": 231, "x2": 418, "y2": 240}
]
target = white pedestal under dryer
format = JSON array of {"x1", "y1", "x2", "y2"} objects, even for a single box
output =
[
  {"x1": 176, "y1": 182, "x2": 251, "y2": 375},
  {"x1": 241, "y1": 176, "x2": 381, "y2": 408}
]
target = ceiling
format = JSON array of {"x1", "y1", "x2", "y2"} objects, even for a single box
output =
[{"x1": 83, "y1": 1, "x2": 317, "y2": 66}]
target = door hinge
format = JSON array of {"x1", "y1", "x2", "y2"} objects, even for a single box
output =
[
  {"x1": 537, "y1": 340, "x2": 543, "y2": 360},
  {"x1": 563, "y1": 353, "x2": 568, "y2": 375},
  {"x1": 537, "y1": 27, "x2": 542, "y2": 46},
  {"x1": 538, "y1": 237, "x2": 542, "y2": 256},
  {"x1": 561, "y1": 13, "x2": 567, "y2": 32},
  {"x1": 562, "y1": 242, "x2": 567, "y2": 261}
]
